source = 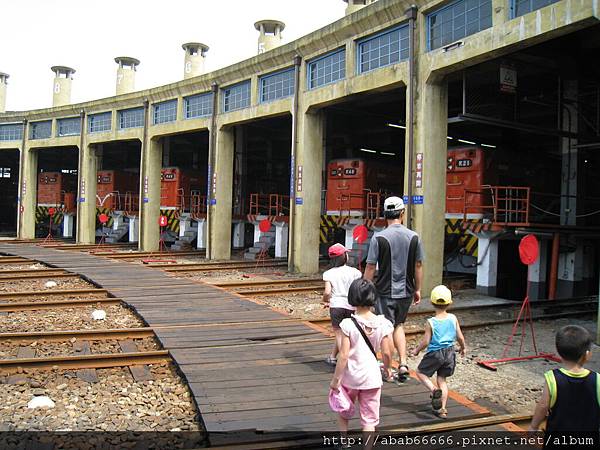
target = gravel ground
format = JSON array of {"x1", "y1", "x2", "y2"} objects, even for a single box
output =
[
  {"x1": 0, "y1": 338, "x2": 160, "y2": 359},
  {"x1": 0, "y1": 263, "x2": 48, "y2": 271},
  {"x1": 0, "y1": 277, "x2": 95, "y2": 293},
  {"x1": 0, "y1": 363, "x2": 202, "y2": 436},
  {"x1": 0, "y1": 305, "x2": 145, "y2": 332}
]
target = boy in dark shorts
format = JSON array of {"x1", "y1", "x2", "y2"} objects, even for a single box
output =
[
  {"x1": 410, "y1": 285, "x2": 465, "y2": 418},
  {"x1": 529, "y1": 325, "x2": 600, "y2": 445}
]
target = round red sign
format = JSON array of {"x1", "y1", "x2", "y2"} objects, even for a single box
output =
[
  {"x1": 98, "y1": 213, "x2": 109, "y2": 224},
  {"x1": 258, "y1": 219, "x2": 271, "y2": 233},
  {"x1": 159, "y1": 215, "x2": 168, "y2": 227},
  {"x1": 352, "y1": 225, "x2": 369, "y2": 244},
  {"x1": 48, "y1": 207, "x2": 56, "y2": 217},
  {"x1": 519, "y1": 234, "x2": 539, "y2": 266}
]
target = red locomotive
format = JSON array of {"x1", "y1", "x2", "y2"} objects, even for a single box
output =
[
  {"x1": 446, "y1": 147, "x2": 489, "y2": 216},
  {"x1": 96, "y1": 170, "x2": 138, "y2": 210},
  {"x1": 37, "y1": 171, "x2": 77, "y2": 211},
  {"x1": 326, "y1": 159, "x2": 402, "y2": 215},
  {"x1": 160, "y1": 167, "x2": 205, "y2": 210}
]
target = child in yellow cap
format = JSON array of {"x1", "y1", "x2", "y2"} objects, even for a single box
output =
[{"x1": 410, "y1": 285, "x2": 466, "y2": 419}]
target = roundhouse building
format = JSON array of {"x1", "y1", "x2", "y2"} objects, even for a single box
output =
[{"x1": 1, "y1": 0, "x2": 599, "y2": 298}]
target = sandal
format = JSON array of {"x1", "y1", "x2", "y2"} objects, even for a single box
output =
[
  {"x1": 394, "y1": 364, "x2": 409, "y2": 383},
  {"x1": 431, "y1": 389, "x2": 443, "y2": 410},
  {"x1": 325, "y1": 356, "x2": 337, "y2": 366},
  {"x1": 433, "y1": 407, "x2": 448, "y2": 419}
]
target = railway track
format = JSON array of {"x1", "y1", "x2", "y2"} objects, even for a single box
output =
[{"x1": 307, "y1": 300, "x2": 597, "y2": 333}]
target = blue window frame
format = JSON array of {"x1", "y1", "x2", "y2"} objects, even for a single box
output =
[
  {"x1": 511, "y1": 0, "x2": 560, "y2": 18},
  {"x1": 0, "y1": 123, "x2": 23, "y2": 141},
  {"x1": 428, "y1": 0, "x2": 492, "y2": 51},
  {"x1": 118, "y1": 107, "x2": 144, "y2": 129},
  {"x1": 357, "y1": 25, "x2": 409, "y2": 74},
  {"x1": 88, "y1": 112, "x2": 112, "y2": 133},
  {"x1": 184, "y1": 92, "x2": 213, "y2": 119},
  {"x1": 29, "y1": 120, "x2": 52, "y2": 140},
  {"x1": 259, "y1": 68, "x2": 295, "y2": 103},
  {"x1": 153, "y1": 99, "x2": 178, "y2": 125},
  {"x1": 57, "y1": 117, "x2": 81, "y2": 137},
  {"x1": 222, "y1": 81, "x2": 251, "y2": 113},
  {"x1": 308, "y1": 48, "x2": 346, "y2": 90}
]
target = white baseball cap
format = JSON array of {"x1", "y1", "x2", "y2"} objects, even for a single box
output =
[{"x1": 384, "y1": 196, "x2": 405, "y2": 212}]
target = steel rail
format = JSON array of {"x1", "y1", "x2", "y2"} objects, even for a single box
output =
[
  {"x1": 0, "y1": 350, "x2": 170, "y2": 372},
  {"x1": 97, "y1": 251, "x2": 204, "y2": 258},
  {"x1": 0, "y1": 273, "x2": 78, "y2": 282},
  {"x1": 150, "y1": 258, "x2": 286, "y2": 269},
  {"x1": 237, "y1": 285, "x2": 324, "y2": 296},
  {"x1": 0, "y1": 297, "x2": 121, "y2": 312},
  {"x1": 0, "y1": 267, "x2": 67, "y2": 275},
  {"x1": 309, "y1": 307, "x2": 597, "y2": 331},
  {"x1": 388, "y1": 413, "x2": 533, "y2": 433},
  {"x1": 211, "y1": 278, "x2": 322, "y2": 288},
  {"x1": 0, "y1": 327, "x2": 154, "y2": 342},
  {"x1": 0, "y1": 288, "x2": 108, "y2": 299},
  {"x1": 164, "y1": 262, "x2": 289, "y2": 273}
]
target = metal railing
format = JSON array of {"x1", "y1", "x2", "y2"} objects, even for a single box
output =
[
  {"x1": 190, "y1": 194, "x2": 207, "y2": 218},
  {"x1": 269, "y1": 194, "x2": 290, "y2": 216},
  {"x1": 463, "y1": 186, "x2": 530, "y2": 226}
]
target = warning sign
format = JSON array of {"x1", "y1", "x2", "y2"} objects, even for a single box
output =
[{"x1": 500, "y1": 66, "x2": 517, "y2": 94}]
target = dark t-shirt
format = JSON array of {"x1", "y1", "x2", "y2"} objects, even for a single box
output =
[{"x1": 366, "y1": 224, "x2": 423, "y2": 298}]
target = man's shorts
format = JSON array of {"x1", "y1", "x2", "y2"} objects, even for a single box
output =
[
  {"x1": 330, "y1": 307, "x2": 353, "y2": 329},
  {"x1": 375, "y1": 296, "x2": 412, "y2": 327},
  {"x1": 417, "y1": 347, "x2": 456, "y2": 377}
]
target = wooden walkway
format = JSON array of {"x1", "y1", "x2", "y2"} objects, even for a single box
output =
[{"x1": 0, "y1": 244, "x2": 497, "y2": 445}]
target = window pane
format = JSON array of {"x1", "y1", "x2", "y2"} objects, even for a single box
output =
[
  {"x1": 88, "y1": 112, "x2": 112, "y2": 133},
  {"x1": 118, "y1": 107, "x2": 145, "y2": 129},
  {"x1": 29, "y1": 121, "x2": 52, "y2": 140},
  {"x1": 153, "y1": 99, "x2": 178, "y2": 125},
  {"x1": 308, "y1": 49, "x2": 346, "y2": 89},
  {"x1": 0, "y1": 123, "x2": 24, "y2": 141},
  {"x1": 427, "y1": 0, "x2": 493, "y2": 50},
  {"x1": 260, "y1": 68, "x2": 295, "y2": 102},
  {"x1": 185, "y1": 92, "x2": 213, "y2": 119},
  {"x1": 57, "y1": 117, "x2": 81, "y2": 137},
  {"x1": 358, "y1": 25, "x2": 410, "y2": 74},
  {"x1": 222, "y1": 80, "x2": 251, "y2": 112}
]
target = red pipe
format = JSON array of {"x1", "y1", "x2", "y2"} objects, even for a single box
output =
[{"x1": 549, "y1": 232, "x2": 560, "y2": 300}]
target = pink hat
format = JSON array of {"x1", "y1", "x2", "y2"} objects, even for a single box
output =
[
  {"x1": 328, "y1": 243, "x2": 350, "y2": 258},
  {"x1": 328, "y1": 386, "x2": 355, "y2": 419}
]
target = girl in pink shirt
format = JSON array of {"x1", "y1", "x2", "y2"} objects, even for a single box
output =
[{"x1": 330, "y1": 279, "x2": 394, "y2": 436}]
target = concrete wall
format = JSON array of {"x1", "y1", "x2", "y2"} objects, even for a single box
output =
[{"x1": 0, "y1": 0, "x2": 597, "y2": 292}]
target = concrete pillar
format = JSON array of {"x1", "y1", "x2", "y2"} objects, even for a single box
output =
[
  {"x1": 115, "y1": 57, "x2": 140, "y2": 96},
  {"x1": 62, "y1": 214, "x2": 74, "y2": 238},
  {"x1": 182, "y1": 43, "x2": 209, "y2": 79},
  {"x1": 0, "y1": 72, "x2": 8, "y2": 113},
  {"x1": 290, "y1": 110, "x2": 324, "y2": 273},
  {"x1": 128, "y1": 217, "x2": 139, "y2": 243},
  {"x1": 476, "y1": 233, "x2": 500, "y2": 296},
  {"x1": 528, "y1": 237, "x2": 548, "y2": 300},
  {"x1": 139, "y1": 138, "x2": 163, "y2": 251},
  {"x1": 232, "y1": 222, "x2": 245, "y2": 248},
  {"x1": 196, "y1": 219, "x2": 207, "y2": 250},
  {"x1": 51, "y1": 66, "x2": 75, "y2": 107},
  {"x1": 558, "y1": 80, "x2": 582, "y2": 296},
  {"x1": 255, "y1": 20, "x2": 285, "y2": 54},
  {"x1": 210, "y1": 127, "x2": 234, "y2": 259},
  {"x1": 408, "y1": 80, "x2": 447, "y2": 294},
  {"x1": 274, "y1": 223, "x2": 288, "y2": 258},
  {"x1": 76, "y1": 144, "x2": 97, "y2": 244},
  {"x1": 18, "y1": 145, "x2": 37, "y2": 239}
]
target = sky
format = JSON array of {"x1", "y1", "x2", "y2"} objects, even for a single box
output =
[{"x1": 1, "y1": 0, "x2": 346, "y2": 112}]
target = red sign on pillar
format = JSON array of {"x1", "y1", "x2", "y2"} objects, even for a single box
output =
[{"x1": 159, "y1": 215, "x2": 168, "y2": 227}]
